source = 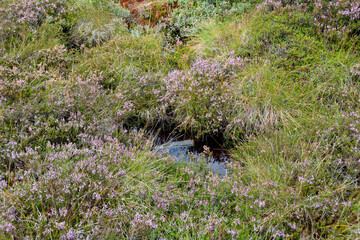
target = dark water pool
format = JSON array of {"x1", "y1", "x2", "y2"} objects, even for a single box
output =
[{"x1": 153, "y1": 130, "x2": 231, "y2": 177}]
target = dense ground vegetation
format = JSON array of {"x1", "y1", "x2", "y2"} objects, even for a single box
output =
[{"x1": 1, "y1": 0, "x2": 360, "y2": 238}]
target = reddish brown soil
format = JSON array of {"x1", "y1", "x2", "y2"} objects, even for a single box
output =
[{"x1": 118, "y1": 0, "x2": 178, "y2": 25}]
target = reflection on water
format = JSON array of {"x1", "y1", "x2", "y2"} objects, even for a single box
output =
[{"x1": 154, "y1": 134, "x2": 231, "y2": 177}]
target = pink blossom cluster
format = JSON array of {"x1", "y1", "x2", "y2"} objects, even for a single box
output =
[
  {"x1": 0, "y1": 0, "x2": 68, "y2": 36},
  {"x1": 257, "y1": 0, "x2": 360, "y2": 39},
  {"x1": 313, "y1": 0, "x2": 360, "y2": 38},
  {"x1": 159, "y1": 57, "x2": 245, "y2": 135}
]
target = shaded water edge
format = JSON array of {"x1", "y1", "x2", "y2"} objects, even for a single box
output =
[{"x1": 152, "y1": 128, "x2": 232, "y2": 177}]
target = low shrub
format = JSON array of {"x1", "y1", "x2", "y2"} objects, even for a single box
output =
[
  {"x1": 230, "y1": 111, "x2": 360, "y2": 238},
  {"x1": 165, "y1": 0, "x2": 249, "y2": 42},
  {"x1": 159, "y1": 56, "x2": 245, "y2": 136},
  {"x1": 1, "y1": 0, "x2": 360, "y2": 239},
  {"x1": 257, "y1": 0, "x2": 360, "y2": 47},
  {"x1": 0, "y1": 0, "x2": 69, "y2": 44}
]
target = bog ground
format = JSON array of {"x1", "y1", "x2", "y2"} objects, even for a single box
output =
[{"x1": 1, "y1": 0, "x2": 360, "y2": 239}]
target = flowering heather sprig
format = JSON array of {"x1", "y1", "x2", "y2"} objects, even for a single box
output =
[
  {"x1": 351, "y1": 63, "x2": 360, "y2": 81},
  {"x1": 115, "y1": 73, "x2": 162, "y2": 121},
  {"x1": 257, "y1": 0, "x2": 360, "y2": 40},
  {"x1": 313, "y1": 0, "x2": 360, "y2": 39},
  {"x1": 228, "y1": 111, "x2": 360, "y2": 237},
  {"x1": 0, "y1": 0, "x2": 69, "y2": 38},
  {"x1": 110, "y1": 56, "x2": 246, "y2": 136},
  {"x1": 1, "y1": 104, "x2": 359, "y2": 238},
  {"x1": 160, "y1": 57, "x2": 245, "y2": 135},
  {"x1": 313, "y1": 112, "x2": 360, "y2": 179},
  {"x1": 0, "y1": 125, "x2": 265, "y2": 239},
  {"x1": 0, "y1": 132, "x2": 148, "y2": 238}
]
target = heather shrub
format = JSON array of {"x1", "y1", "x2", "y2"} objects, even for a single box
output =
[
  {"x1": 0, "y1": 0, "x2": 69, "y2": 44},
  {"x1": 193, "y1": 13, "x2": 360, "y2": 136},
  {"x1": 257, "y1": 0, "x2": 360, "y2": 46},
  {"x1": 0, "y1": 131, "x2": 162, "y2": 238},
  {"x1": 0, "y1": 64, "x2": 52, "y2": 102},
  {"x1": 30, "y1": 45, "x2": 71, "y2": 72},
  {"x1": 8, "y1": 120, "x2": 355, "y2": 239},
  {"x1": 230, "y1": 112, "x2": 360, "y2": 238},
  {"x1": 0, "y1": 25, "x2": 72, "y2": 103},
  {"x1": 2, "y1": 0, "x2": 360, "y2": 239},
  {"x1": 0, "y1": 75, "x2": 117, "y2": 153},
  {"x1": 2, "y1": 0, "x2": 68, "y2": 28},
  {"x1": 114, "y1": 73, "x2": 164, "y2": 126},
  {"x1": 0, "y1": 130, "x2": 249, "y2": 238},
  {"x1": 158, "y1": 56, "x2": 245, "y2": 137},
  {"x1": 313, "y1": 0, "x2": 360, "y2": 42},
  {"x1": 114, "y1": 55, "x2": 286, "y2": 138}
]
